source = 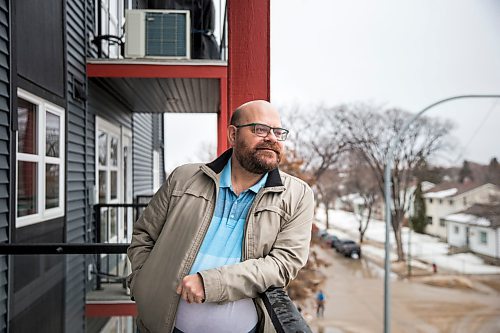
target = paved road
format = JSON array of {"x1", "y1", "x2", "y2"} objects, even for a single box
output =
[{"x1": 304, "y1": 245, "x2": 500, "y2": 333}]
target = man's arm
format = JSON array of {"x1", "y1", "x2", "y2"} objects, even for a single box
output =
[
  {"x1": 198, "y1": 186, "x2": 314, "y2": 303},
  {"x1": 127, "y1": 171, "x2": 175, "y2": 290}
]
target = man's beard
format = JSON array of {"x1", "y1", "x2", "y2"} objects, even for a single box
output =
[{"x1": 234, "y1": 139, "x2": 282, "y2": 174}]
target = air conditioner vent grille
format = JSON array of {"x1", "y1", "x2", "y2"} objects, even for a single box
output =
[{"x1": 145, "y1": 12, "x2": 188, "y2": 57}]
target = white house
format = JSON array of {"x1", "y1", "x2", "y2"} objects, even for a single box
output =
[
  {"x1": 446, "y1": 204, "x2": 500, "y2": 259},
  {"x1": 424, "y1": 182, "x2": 500, "y2": 239}
]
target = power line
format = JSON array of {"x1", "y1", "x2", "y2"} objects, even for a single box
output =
[{"x1": 452, "y1": 99, "x2": 499, "y2": 164}]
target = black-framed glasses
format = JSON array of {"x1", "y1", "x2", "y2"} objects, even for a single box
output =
[{"x1": 235, "y1": 123, "x2": 289, "y2": 141}]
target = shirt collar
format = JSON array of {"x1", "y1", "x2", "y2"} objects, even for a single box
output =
[{"x1": 220, "y1": 158, "x2": 269, "y2": 194}]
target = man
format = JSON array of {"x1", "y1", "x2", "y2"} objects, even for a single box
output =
[{"x1": 128, "y1": 100, "x2": 314, "y2": 333}]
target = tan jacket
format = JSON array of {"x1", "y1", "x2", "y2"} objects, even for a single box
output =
[{"x1": 127, "y1": 149, "x2": 314, "y2": 333}]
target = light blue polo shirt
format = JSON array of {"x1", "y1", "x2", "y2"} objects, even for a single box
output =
[
  {"x1": 189, "y1": 158, "x2": 268, "y2": 274},
  {"x1": 176, "y1": 159, "x2": 268, "y2": 332}
]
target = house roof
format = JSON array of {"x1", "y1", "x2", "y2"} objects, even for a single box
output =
[
  {"x1": 423, "y1": 181, "x2": 491, "y2": 199},
  {"x1": 445, "y1": 203, "x2": 500, "y2": 228}
]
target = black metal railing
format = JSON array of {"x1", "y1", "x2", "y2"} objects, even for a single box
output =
[
  {"x1": 1, "y1": 198, "x2": 311, "y2": 332},
  {"x1": 0, "y1": 243, "x2": 312, "y2": 332},
  {"x1": 93, "y1": 203, "x2": 147, "y2": 289}
]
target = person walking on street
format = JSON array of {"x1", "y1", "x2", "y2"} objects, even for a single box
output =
[
  {"x1": 128, "y1": 100, "x2": 315, "y2": 333},
  {"x1": 316, "y1": 290, "x2": 326, "y2": 318}
]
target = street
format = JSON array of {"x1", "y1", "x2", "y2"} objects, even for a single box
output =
[{"x1": 302, "y1": 244, "x2": 500, "y2": 333}]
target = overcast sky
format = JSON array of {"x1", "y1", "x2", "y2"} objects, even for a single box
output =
[{"x1": 165, "y1": 0, "x2": 500, "y2": 172}]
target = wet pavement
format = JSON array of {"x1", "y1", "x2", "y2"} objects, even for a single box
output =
[{"x1": 302, "y1": 244, "x2": 500, "y2": 333}]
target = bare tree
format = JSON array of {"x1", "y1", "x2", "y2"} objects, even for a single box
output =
[
  {"x1": 282, "y1": 105, "x2": 351, "y2": 229},
  {"x1": 342, "y1": 152, "x2": 378, "y2": 243},
  {"x1": 341, "y1": 104, "x2": 453, "y2": 260}
]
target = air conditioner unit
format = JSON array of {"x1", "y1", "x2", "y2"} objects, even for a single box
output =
[{"x1": 125, "y1": 9, "x2": 191, "y2": 59}]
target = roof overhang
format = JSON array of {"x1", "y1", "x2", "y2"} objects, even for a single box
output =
[{"x1": 87, "y1": 59, "x2": 227, "y2": 113}]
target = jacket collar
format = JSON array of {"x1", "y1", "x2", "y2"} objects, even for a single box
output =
[{"x1": 206, "y1": 148, "x2": 284, "y2": 188}]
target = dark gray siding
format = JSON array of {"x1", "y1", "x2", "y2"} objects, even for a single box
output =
[
  {"x1": 88, "y1": 82, "x2": 133, "y2": 130},
  {"x1": 133, "y1": 113, "x2": 154, "y2": 195},
  {"x1": 0, "y1": 0, "x2": 8, "y2": 330},
  {"x1": 65, "y1": 0, "x2": 88, "y2": 331}
]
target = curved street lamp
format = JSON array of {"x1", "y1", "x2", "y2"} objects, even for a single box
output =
[{"x1": 383, "y1": 94, "x2": 500, "y2": 333}]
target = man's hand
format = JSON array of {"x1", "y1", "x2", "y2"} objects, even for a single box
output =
[{"x1": 176, "y1": 273, "x2": 206, "y2": 304}]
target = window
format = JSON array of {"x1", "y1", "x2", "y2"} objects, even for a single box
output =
[
  {"x1": 479, "y1": 231, "x2": 487, "y2": 245},
  {"x1": 429, "y1": 198, "x2": 433, "y2": 204},
  {"x1": 439, "y1": 219, "x2": 446, "y2": 227},
  {"x1": 454, "y1": 226, "x2": 459, "y2": 234},
  {"x1": 16, "y1": 90, "x2": 65, "y2": 227},
  {"x1": 449, "y1": 199, "x2": 453, "y2": 205},
  {"x1": 95, "y1": 0, "x2": 125, "y2": 58},
  {"x1": 439, "y1": 199, "x2": 443, "y2": 204},
  {"x1": 427, "y1": 216, "x2": 433, "y2": 225}
]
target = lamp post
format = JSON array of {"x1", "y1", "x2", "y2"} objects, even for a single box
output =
[{"x1": 383, "y1": 94, "x2": 500, "y2": 333}]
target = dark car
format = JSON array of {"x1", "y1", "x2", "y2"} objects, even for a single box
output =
[
  {"x1": 333, "y1": 238, "x2": 348, "y2": 252},
  {"x1": 323, "y1": 234, "x2": 340, "y2": 248},
  {"x1": 338, "y1": 240, "x2": 361, "y2": 258}
]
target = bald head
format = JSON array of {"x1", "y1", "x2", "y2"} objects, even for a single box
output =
[{"x1": 230, "y1": 100, "x2": 280, "y2": 126}]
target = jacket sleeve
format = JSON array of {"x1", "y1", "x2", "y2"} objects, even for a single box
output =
[
  {"x1": 199, "y1": 185, "x2": 314, "y2": 303},
  {"x1": 126, "y1": 169, "x2": 175, "y2": 291}
]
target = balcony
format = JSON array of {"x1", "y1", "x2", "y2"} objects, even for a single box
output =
[{"x1": 1, "y1": 201, "x2": 312, "y2": 333}]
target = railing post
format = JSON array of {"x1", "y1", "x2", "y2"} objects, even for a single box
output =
[{"x1": 94, "y1": 204, "x2": 102, "y2": 290}]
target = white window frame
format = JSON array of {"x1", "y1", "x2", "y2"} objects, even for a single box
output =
[{"x1": 16, "y1": 89, "x2": 65, "y2": 228}]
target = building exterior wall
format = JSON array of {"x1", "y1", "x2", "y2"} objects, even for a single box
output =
[
  {"x1": 425, "y1": 184, "x2": 499, "y2": 239},
  {"x1": 447, "y1": 222, "x2": 467, "y2": 248},
  {"x1": 0, "y1": 0, "x2": 9, "y2": 330},
  {"x1": 133, "y1": 113, "x2": 155, "y2": 196},
  {"x1": 469, "y1": 226, "x2": 498, "y2": 258},
  {"x1": 65, "y1": 0, "x2": 91, "y2": 331}
]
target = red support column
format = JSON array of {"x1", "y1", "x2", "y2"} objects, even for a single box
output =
[
  {"x1": 217, "y1": 78, "x2": 229, "y2": 154},
  {"x1": 227, "y1": 0, "x2": 271, "y2": 114},
  {"x1": 216, "y1": 0, "x2": 270, "y2": 154}
]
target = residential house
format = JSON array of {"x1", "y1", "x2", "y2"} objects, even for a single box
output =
[
  {"x1": 1, "y1": 0, "x2": 270, "y2": 332},
  {"x1": 446, "y1": 203, "x2": 500, "y2": 260},
  {"x1": 423, "y1": 182, "x2": 500, "y2": 239}
]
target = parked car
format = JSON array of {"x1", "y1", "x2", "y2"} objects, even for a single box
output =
[
  {"x1": 338, "y1": 240, "x2": 361, "y2": 258},
  {"x1": 323, "y1": 234, "x2": 340, "y2": 248},
  {"x1": 317, "y1": 229, "x2": 329, "y2": 239},
  {"x1": 333, "y1": 238, "x2": 348, "y2": 252}
]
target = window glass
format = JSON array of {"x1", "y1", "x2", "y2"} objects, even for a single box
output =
[
  {"x1": 45, "y1": 164, "x2": 59, "y2": 209},
  {"x1": 454, "y1": 226, "x2": 459, "y2": 234},
  {"x1": 110, "y1": 170, "x2": 117, "y2": 200},
  {"x1": 109, "y1": 207, "x2": 117, "y2": 241},
  {"x1": 99, "y1": 170, "x2": 107, "y2": 203},
  {"x1": 110, "y1": 136, "x2": 118, "y2": 166},
  {"x1": 17, "y1": 161, "x2": 38, "y2": 217},
  {"x1": 479, "y1": 231, "x2": 487, "y2": 245},
  {"x1": 99, "y1": 131, "x2": 108, "y2": 166},
  {"x1": 17, "y1": 98, "x2": 37, "y2": 154},
  {"x1": 439, "y1": 219, "x2": 445, "y2": 227},
  {"x1": 100, "y1": 209, "x2": 108, "y2": 242},
  {"x1": 46, "y1": 112, "x2": 60, "y2": 157}
]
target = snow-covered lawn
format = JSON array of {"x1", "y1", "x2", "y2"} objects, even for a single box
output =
[{"x1": 315, "y1": 208, "x2": 500, "y2": 275}]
